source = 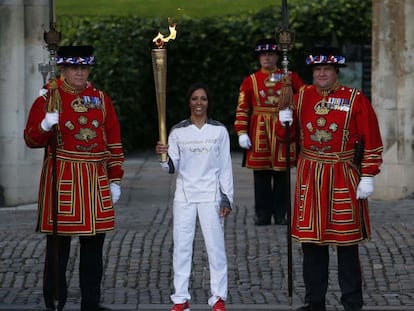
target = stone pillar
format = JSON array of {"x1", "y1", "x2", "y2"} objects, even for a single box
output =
[
  {"x1": 372, "y1": 0, "x2": 414, "y2": 199},
  {"x1": 0, "y1": 0, "x2": 49, "y2": 206}
]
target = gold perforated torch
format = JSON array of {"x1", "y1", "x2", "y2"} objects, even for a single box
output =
[{"x1": 151, "y1": 22, "x2": 177, "y2": 162}]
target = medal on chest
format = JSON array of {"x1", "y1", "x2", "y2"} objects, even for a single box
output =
[{"x1": 259, "y1": 73, "x2": 283, "y2": 106}]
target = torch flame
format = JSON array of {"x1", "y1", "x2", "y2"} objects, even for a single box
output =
[{"x1": 152, "y1": 23, "x2": 177, "y2": 48}]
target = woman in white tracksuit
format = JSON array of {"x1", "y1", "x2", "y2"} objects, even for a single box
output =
[{"x1": 156, "y1": 82, "x2": 234, "y2": 311}]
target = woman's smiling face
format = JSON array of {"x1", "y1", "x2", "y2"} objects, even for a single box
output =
[{"x1": 189, "y1": 88, "x2": 208, "y2": 118}]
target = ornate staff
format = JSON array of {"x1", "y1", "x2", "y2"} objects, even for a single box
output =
[
  {"x1": 277, "y1": 0, "x2": 295, "y2": 309},
  {"x1": 151, "y1": 21, "x2": 177, "y2": 162},
  {"x1": 44, "y1": 0, "x2": 62, "y2": 309}
]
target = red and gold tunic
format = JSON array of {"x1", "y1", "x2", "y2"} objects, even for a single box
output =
[
  {"x1": 291, "y1": 84, "x2": 383, "y2": 245},
  {"x1": 24, "y1": 81, "x2": 124, "y2": 235},
  {"x1": 234, "y1": 68, "x2": 303, "y2": 169}
]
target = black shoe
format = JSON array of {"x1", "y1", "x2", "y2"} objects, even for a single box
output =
[
  {"x1": 274, "y1": 217, "x2": 288, "y2": 225},
  {"x1": 81, "y1": 305, "x2": 111, "y2": 311},
  {"x1": 296, "y1": 303, "x2": 326, "y2": 311},
  {"x1": 254, "y1": 216, "x2": 271, "y2": 225},
  {"x1": 343, "y1": 304, "x2": 362, "y2": 311},
  {"x1": 45, "y1": 304, "x2": 63, "y2": 311}
]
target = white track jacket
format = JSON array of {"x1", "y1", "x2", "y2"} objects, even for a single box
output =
[{"x1": 166, "y1": 118, "x2": 234, "y2": 208}]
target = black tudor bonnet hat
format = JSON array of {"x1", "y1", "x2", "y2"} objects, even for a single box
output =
[
  {"x1": 57, "y1": 45, "x2": 95, "y2": 66},
  {"x1": 305, "y1": 46, "x2": 346, "y2": 67},
  {"x1": 254, "y1": 38, "x2": 280, "y2": 55}
]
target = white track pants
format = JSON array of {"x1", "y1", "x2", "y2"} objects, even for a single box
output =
[{"x1": 170, "y1": 200, "x2": 228, "y2": 306}]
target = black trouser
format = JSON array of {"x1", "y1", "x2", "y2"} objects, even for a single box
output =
[
  {"x1": 253, "y1": 170, "x2": 288, "y2": 221},
  {"x1": 302, "y1": 243, "x2": 363, "y2": 310},
  {"x1": 43, "y1": 234, "x2": 106, "y2": 310}
]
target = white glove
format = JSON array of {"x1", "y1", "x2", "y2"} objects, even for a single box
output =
[
  {"x1": 40, "y1": 111, "x2": 59, "y2": 131},
  {"x1": 279, "y1": 108, "x2": 293, "y2": 126},
  {"x1": 356, "y1": 176, "x2": 374, "y2": 199},
  {"x1": 110, "y1": 183, "x2": 121, "y2": 204},
  {"x1": 238, "y1": 133, "x2": 252, "y2": 149},
  {"x1": 160, "y1": 161, "x2": 170, "y2": 172},
  {"x1": 39, "y1": 88, "x2": 48, "y2": 96}
]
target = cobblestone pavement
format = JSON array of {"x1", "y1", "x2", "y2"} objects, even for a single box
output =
[{"x1": 0, "y1": 152, "x2": 413, "y2": 311}]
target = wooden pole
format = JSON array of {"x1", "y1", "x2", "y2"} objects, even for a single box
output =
[
  {"x1": 44, "y1": 0, "x2": 62, "y2": 308},
  {"x1": 278, "y1": 0, "x2": 294, "y2": 308}
]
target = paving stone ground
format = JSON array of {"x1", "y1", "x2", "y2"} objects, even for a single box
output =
[{"x1": 1, "y1": 152, "x2": 413, "y2": 311}]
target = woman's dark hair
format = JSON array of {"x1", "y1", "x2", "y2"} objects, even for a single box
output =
[{"x1": 185, "y1": 82, "x2": 214, "y2": 116}]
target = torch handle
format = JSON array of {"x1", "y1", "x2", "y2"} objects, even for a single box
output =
[
  {"x1": 152, "y1": 49, "x2": 168, "y2": 162},
  {"x1": 157, "y1": 91, "x2": 168, "y2": 146}
]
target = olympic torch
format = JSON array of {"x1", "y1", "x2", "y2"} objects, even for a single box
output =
[{"x1": 151, "y1": 22, "x2": 177, "y2": 162}]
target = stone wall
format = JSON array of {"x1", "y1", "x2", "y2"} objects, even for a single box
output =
[
  {"x1": 0, "y1": 0, "x2": 48, "y2": 206},
  {"x1": 371, "y1": 0, "x2": 414, "y2": 200}
]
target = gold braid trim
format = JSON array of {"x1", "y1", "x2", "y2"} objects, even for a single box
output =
[
  {"x1": 46, "y1": 78, "x2": 62, "y2": 112},
  {"x1": 61, "y1": 80, "x2": 86, "y2": 95},
  {"x1": 318, "y1": 80, "x2": 341, "y2": 97},
  {"x1": 278, "y1": 75, "x2": 293, "y2": 110}
]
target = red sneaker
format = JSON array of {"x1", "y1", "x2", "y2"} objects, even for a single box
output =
[
  {"x1": 212, "y1": 299, "x2": 226, "y2": 311},
  {"x1": 169, "y1": 301, "x2": 190, "y2": 311}
]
